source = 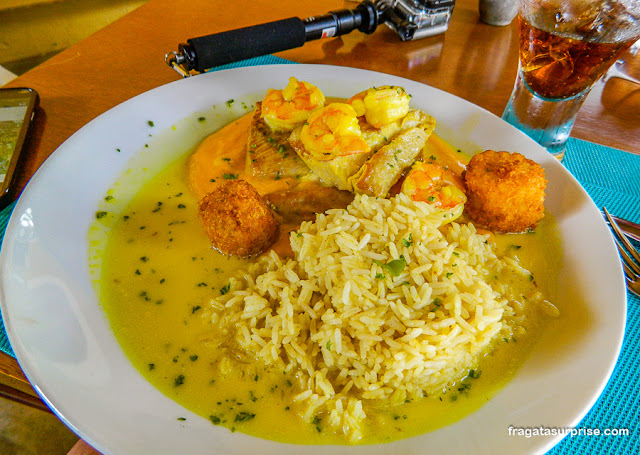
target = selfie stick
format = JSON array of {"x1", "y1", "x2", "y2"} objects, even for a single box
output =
[{"x1": 166, "y1": 1, "x2": 384, "y2": 76}]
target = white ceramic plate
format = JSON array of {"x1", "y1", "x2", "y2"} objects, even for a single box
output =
[{"x1": 0, "y1": 65, "x2": 626, "y2": 455}]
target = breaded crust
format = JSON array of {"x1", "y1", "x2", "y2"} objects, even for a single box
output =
[
  {"x1": 464, "y1": 150, "x2": 547, "y2": 233},
  {"x1": 198, "y1": 180, "x2": 279, "y2": 257}
]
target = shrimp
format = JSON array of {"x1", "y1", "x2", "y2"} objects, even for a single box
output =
[
  {"x1": 401, "y1": 162, "x2": 467, "y2": 221},
  {"x1": 348, "y1": 86, "x2": 411, "y2": 128},
  {"x1": 261, "y1": 77, "x2": 325, "y2": 132},
  {"x1": 299, "y1": 103, "x2": 371, "y2": 161}
]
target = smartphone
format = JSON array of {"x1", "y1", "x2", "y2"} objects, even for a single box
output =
[{"x1": 0, "y1": 87, "x2": 39, "y2": 208}]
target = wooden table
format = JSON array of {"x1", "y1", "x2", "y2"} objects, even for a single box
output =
[{"x1": 0, "y1": 0, "x2": 638, "y2": 453}]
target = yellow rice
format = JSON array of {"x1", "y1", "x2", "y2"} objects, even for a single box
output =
[{"x1": 206, "y1": 193, "x2": 541, "y2": 441}]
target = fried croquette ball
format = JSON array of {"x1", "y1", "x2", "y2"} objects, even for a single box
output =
[
  {"x1": 464, "y1": 150, "x2": 547, "y2": 233},
  {"x1": 198, "y1": 180, "x2": 279, "y2": 257}
]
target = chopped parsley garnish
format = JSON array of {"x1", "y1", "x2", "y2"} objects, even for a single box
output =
[
  {"x1": 220, "y1": 283, "x2": 231, "y2": 295},
  {"x1": 468, "y1": 369, "x2": 482, "y2": 379},
  {"x1": 95, "y1": 211, "x2": 108, "y2": 219},
  {"x1": 223, "y1": 173, "x2": 238, "y2": 180},
  {"x1": 402, "y1": 233, "x2": 413, "y2": 247},
  {"x1": 174, "y1": 375, "x2": 185, "y2": 386},
  {"x1": 210, "y1": 415, "x2": 221, "y2": 425},
  {"x1": 373, "y1": 257, "x2": 407, "y2": 277},
  {"x1": 147, "y1": 120, "x2": 154, "y2": 127},
  {"x1": 234, "y1": 412, "x2": 255, "y2": 422}
]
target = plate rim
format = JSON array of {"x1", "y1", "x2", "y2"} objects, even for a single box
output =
[{"x1": 0, "y1": 63, "x2": 627, "y2": 455}]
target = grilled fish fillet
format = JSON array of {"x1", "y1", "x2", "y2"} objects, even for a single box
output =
[
  {"x1": 245, "y1": 102, "x2": 311, "y2": 180},
  {"x1": 350, "y1": 112, "x2": 436, "y2": 197}
]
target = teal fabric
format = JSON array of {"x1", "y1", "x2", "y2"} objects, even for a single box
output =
[
  {"x1": 0, "y1": 201, "x2": 16, "y2": 357},
  {"x1": 1, "y1": 55, "x2": 638, "y2": 453}
]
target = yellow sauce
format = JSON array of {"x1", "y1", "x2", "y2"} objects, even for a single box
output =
[{"x1": 92, "y1": 112, "x2": 563, "y2": 445}]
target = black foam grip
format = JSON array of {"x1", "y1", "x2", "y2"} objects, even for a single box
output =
[{"x1": 187, "y1": 17, "x2": 306, "y2": 72}]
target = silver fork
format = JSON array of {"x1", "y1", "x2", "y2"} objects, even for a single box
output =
[{"x1": 603, "y1": 207, "x2": 640, "y2": 297}]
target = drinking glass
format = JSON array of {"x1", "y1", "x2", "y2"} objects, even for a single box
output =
[{"x1": 501, "y1": 0, "x2": 640, "y2": 161}]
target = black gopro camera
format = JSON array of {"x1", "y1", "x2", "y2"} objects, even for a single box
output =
[{"x1": 382, "y1": 0, "x2": 457, "y2": 40}]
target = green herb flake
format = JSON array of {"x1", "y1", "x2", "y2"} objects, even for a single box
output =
[
  {"x1": 457, "y1": 382, "x2": 471, "y2": 392},
  {"x1": 375, "y1": 273, "x2": 385, "y2": 280},
  {"x1": 223, "y1": 173, "x2": 238, "y2": 180},
  {"x1": 174, "y1": 375, "x2": 185, "y2": 387},
  {"x1": 95, "y1": 211, "x2": 108, "y2": 220},
  {"x1": 468, "y1": 369, "x2": 482, "y2": 379},
  {"x1": 198, "y1": 117, "x2": 206, "y2": 122},
  {"x1": 177, "y1": 417, "x2": 186, "y2": 421},
  {"x1": 226, "y1": 99, "x2": 234, "y2": 107},
  {"x1": 210, "y1": 415, "x2": 221, "y2": 425},
  {"x1": 148, "y1": 363, "x2": 155, "y2": 370},
  {"x1": 402, "y1": 233, "x2": 413, "y2": 247},
  {"x1": 147, "y1": 120, "x2": 154, "y2": 127},
  {"x1": 326, "y1": 340, "x2": 332, "y2": 351},
  {"x1": 220, "y1": 283, "x2": 231, "y2": 295},
  {"x1": 234, "y1": 412, "x2": 255, "y2": 422},
  {"x1": 373, "y1": 257, "x2": 407, "y2": 277},
  {"x1": 192, "y1": 305, "x2": 201, "y2": 314}
]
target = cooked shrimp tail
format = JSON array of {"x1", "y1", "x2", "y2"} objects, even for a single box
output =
[
  {"x1": 348, "y1": 86, "x2": 411, "y2": 128},
  {"x1": 299, "y1": 103, "x2": 371, "y2": 161},
  {"x1": 261, "y1": 77, "x2": 325, "y2": 132},
  {"x1": 401, "y1": 162, "x2": 467, "y2": 221}
]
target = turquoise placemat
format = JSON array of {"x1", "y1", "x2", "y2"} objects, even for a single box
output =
[{"x1": 1, "y1": 55, "x2": 638, "y2": 454}]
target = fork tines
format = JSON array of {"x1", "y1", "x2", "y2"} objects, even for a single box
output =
[{"x1": 603, "y1": 207, "x2": 640, "y2": 287}]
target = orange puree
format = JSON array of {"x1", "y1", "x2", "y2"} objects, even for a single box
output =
[{"x1": 187, "y1": 112, "x2": 300, "y2": 201}]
